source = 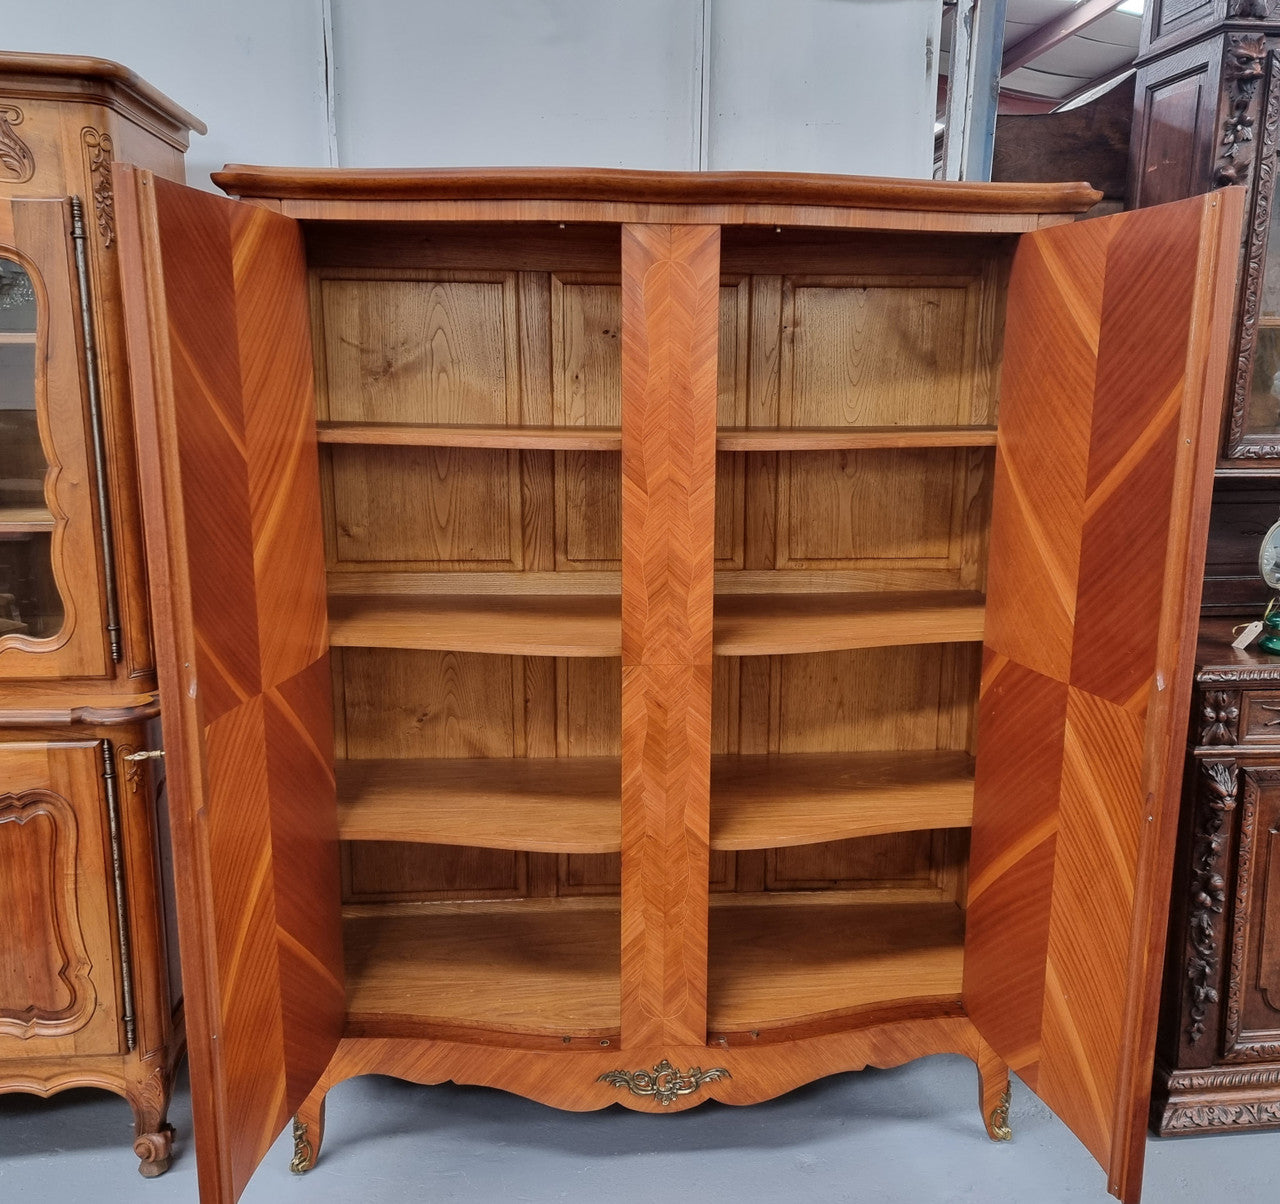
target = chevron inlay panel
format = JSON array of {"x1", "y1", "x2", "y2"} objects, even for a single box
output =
[
  {"x1": 124, "y1": 174, "x2": 345, "y2": 1203},
  {"x1": 619, "y1": 224, "x2": 719, "y2": 1046},
  {"x1": 965, "y1": 191, "x2": 1239, "y2": 1198}
]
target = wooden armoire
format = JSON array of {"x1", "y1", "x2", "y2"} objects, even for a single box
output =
[
  {"x1": 0, "y1": 55, "x2": 201, "y2": 1175},
  {"x1": 111, "y1": 163, "x2": 1241, "y2": 1204},
  {"x1": 1130, "y1": 0, "x2": 1280, "y2": 1134}
]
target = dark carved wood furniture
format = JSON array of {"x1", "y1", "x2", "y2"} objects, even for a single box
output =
[
  {"x1": 0, "y1": 54, "x2": 202, "y2": 1175},
  {"x1": 1130, "y1": 2, "x2": 1280, "y2": 1133},
  {"x1": 1152, "y1": 622, "x2": 1280, "y2": 1132},
  {"x1": 112, "y1": 164, "x2": 1240, "y2": 1204}
]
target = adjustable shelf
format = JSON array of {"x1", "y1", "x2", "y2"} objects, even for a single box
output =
[
  {"x1": 335, "y1": 757, "x2": 622, "y2": 853},
  {"x1": 707, "y1": 896, "x2": 965, "y2": 1033},
  {"x1": 0, "y1": 505, "x2": 55, "y2": 534},
  {"x1": 713, "y1": 590, "x2": 986, "y2": 656},
  {"x1": 710, "y1": 751, "x2": 974, "y2": 849},
  {"x1": 715, "y1": 425, "x2": 998, "y2": 452},
  {"x1": 342, "y1": 899, "x2": 621, "y2": 1039},
  {"x1": 328, "y1": 591, "x2": 622, "y2": 656},
  {"x1": 317, "y1": 421, "x2": 623, "y2": 451}
]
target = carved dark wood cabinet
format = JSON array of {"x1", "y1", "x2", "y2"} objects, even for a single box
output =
[
  {"x1": 1153, "y1": 624, "x2": 1280, "y2": 1131},
  {"x1": 0, "y1": 53, "x2": 202, "y2": 1174},
  {"x1": 1132, "y1": 0, "x2": 1280, "y2": 1134}
]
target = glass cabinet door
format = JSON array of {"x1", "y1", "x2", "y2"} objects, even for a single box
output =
[
  {"x1": 0, "y1": 256, "x2": 63, "y2": 640},
  {"x1": 0, "y1": 199, "x2": 109, "y2": 679}
]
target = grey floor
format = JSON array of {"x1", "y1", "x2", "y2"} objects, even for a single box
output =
[{"x1": 2, "y1": 1057, "x2": 1278, "y2": 1202}]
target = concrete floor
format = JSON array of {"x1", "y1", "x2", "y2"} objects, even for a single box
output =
[{"x1": 0, "y1": 1055, "x2": 1275, "y2": 1203}]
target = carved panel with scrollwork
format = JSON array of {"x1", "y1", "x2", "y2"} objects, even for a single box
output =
[
  {"x1": 1225, "y1": 47, "x2": 1280, "y2": 456},
  {"x1": 0, "y1": 789, "x2": 97, "y2": 1038},
  {"x1": 1186, "y1": 761, "x2": 1239, "y2": 1044},
  {"x1": 0, "y1": 103, "x2": 34, "y2": 183},
  {"x1": 81, "y1": 127, "x2": 115, "y2": 248}
]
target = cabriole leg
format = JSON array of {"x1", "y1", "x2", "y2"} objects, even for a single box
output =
[
  {"x1": 128, "y1": 1063, "x2": 176, "y2": 1177},
  {"x1": 291, "y1": 1090, "x2": 328, "y2": 1173},
  {"x1": 976, "y1": 1043, "x2": 1012, "y2": 1142}
]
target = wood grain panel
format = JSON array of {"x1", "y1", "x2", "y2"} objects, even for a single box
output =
[
  {"x1": 0, "y1": 741, "x2": 119, "y2": 1056},
  {"x1": 339, "y1": 649, "x2": 519, "y2": 759},
  {"x1": 620, "y1": 225, "x2": 719, "y2": 666},
  {"x1": 780, "y1": 449, "x2": 961, "y2": 566},
  {"x1": 553, "y1": 275, "x2": 622, "y2": 569},
  {"x1": 318, "y1": 275, "x2": 516, "y2": 425},
  {"x1": 964, "y1": 190, "x2": 1243, "y2": 1204},
  {"x1": 328, "y1": 444, "x2": 520, "y2": 565},
  {"x1": 783, "y1": 279, "x2": 974, "y2": 427},
  {"x1": 620, "y1": 664, "x2": 712, "y2": 1048},
  {"x1": 117, "y1": 168, "x2": 345, "y2": 1203}
]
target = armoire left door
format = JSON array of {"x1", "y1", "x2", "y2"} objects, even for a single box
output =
[{"x1": 115, "y1": 165, "x2": 345, "y2": 1203}]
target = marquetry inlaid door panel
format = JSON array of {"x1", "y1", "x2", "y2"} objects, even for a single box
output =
[
  {"x1": 965, "y1": 190, "x2": 1243, "y2": 1204},
  {"x1": 116, "y1": 169, "x2": 344, "y2": 1204},
  {"x1": 0, "y1": 197, "x2": 111, "y2": 680},
  {"x1": 0, "y1": 740, "x2": 121, "y2": 1058}
]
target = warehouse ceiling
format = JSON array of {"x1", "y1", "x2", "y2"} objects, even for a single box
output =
[{"x1": 940, "y1": 0, "x2": 1143, "y2": 111}]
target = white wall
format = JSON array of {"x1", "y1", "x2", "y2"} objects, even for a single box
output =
[
  {"x1": 3, "y1": 0, "x2": 329, "y2": 189},
  {"x1": 4, "y1": 0, "x2": 940, "y2": 187}
]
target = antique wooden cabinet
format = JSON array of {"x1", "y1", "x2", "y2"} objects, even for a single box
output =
[
  {"x1": 1131, "y1": 1, "x2": 1280, "y2": 1133},
  {"x1": 0, "y1": 54, "x2": 202, "y2": 1174},
  {"x1": 112, "y1": 164, "x2": 1241, "y2": 1204}
]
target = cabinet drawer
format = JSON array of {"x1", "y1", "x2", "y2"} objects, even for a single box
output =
[{"x1": 1242, "y1": 693, "x2": 1280, "y2": 742}]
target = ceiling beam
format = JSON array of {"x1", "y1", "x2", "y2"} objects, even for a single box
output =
[{"x1": 1001, "y1": 0, "x2": 1127, "y2": 77}]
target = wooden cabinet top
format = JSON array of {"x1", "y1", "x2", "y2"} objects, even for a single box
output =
[
  {"x1": 0, "y1": 50, "x2": 205, "y2": 142},
  {"x1": 212, "y1": 164, "x2": 1102, "y2": 231}
]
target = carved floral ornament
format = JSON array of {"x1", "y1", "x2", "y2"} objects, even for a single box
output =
[
  {"x1": 1216, "y1": 34, "x2": 1268, "y2": 187},
  {"x1": 0, "y1": 104, "x2": 35, "y2": 183},
  {"x1": 1186, "y1": 761, "x2": 1238, "y2": 1045},
  {"x1": 81, "y1": 127, "x2": 115, "y2": 248},
  {"x1": 1200, "y1": 690, "x2": 1240, "y2": 745}
]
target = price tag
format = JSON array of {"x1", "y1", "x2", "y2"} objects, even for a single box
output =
[{"x1": 1233, "y1": 620, "x2": 1264, "y2": 650}]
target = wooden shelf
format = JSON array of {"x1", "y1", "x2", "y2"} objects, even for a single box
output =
[
  {"x1": 710, "y1": 751, "x2": 974, "y2": 849},
  {"x1": 328, "y1": 592, "x2": 621, "y2": 656},
  {"x1": 0, "y1": 505, "x2": 54, "y2": 534},
  {"x1": 715, "y1": 426, "x2": 998, "y2": 452},
  {"x1": 317, "y1": 421, "x2": 622, "y2": 451},
  {"x1": 713, "y1": 591, "x2": 986, "y2": 656},
  {"x1": 708, "y1": 897, "x2": 965, "y2": 1032},
  {"x1": 0, "y1": 331, "x2": 35, "y2": 345},
  {"x1": 336, "y1": 757, "x2": 621, "y2": 852},
  {"x1": 343, "y1": 900, "x2": 620, "y2": 1037}
]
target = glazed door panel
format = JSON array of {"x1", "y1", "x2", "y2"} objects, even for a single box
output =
[
  {"x1": 965, "y1": 190, "x2": 1243, "y2": 1203},
  {"x1": 115, "y1": 168, "x2": 344, "y2": 1204},
  {"x1": 0, "y1": 198, "x2": 111, "y2": 679},
  {"x1": 0, "y1": 740, "x2": 122, "y2": 1058}
]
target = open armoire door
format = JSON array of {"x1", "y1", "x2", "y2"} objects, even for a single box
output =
[
  {"x1": 114, "y1": 167, "x2": 344, "y2": 1204},
  {"x1": 965, "y1": 188, "x2": 1243, "y2": 1204}
]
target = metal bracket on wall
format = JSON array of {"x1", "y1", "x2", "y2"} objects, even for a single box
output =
[{"x1": 69, "y1": 196, "x2": 122, "y2": 663}]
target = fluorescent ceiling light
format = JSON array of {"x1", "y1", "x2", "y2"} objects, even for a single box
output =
[{"x1": 1116, "y1": 0, "x2": 1144, "y2": 14}]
